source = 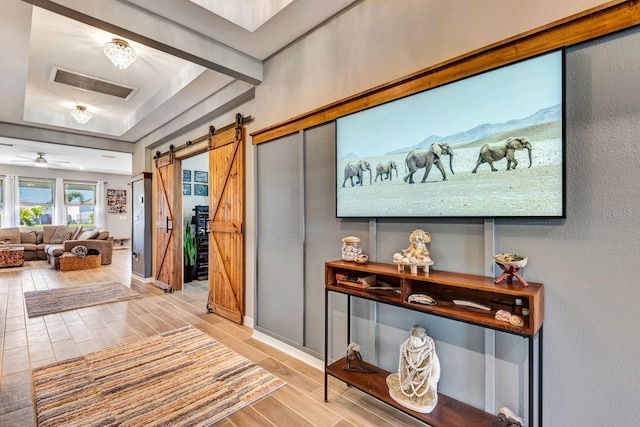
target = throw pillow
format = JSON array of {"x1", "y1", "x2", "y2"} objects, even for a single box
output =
[
  {"x1": 71, "y1": 227, "x2": 83, "y2": 240},
  {"x1": 20, "y1": 231, "x2": 37, "y2": 244},
  {"x1": 50, "y1": 230, "x2": 73, "y2": 244},
  {"x1": 97, "y1": 231, "x2": 110, "y2": 240},
  {"x1": 78, "y1": 229, "x2": 100, "y2": 240},
  {"x1": 0, "y1": 227, "x2": 20, "y2": 244},
  {"x1": 71, "y1": 245, "x2": 88, "y2": 258},
  {"x1": 42, "y1": 226, "x2": 59, "y2": 244}
]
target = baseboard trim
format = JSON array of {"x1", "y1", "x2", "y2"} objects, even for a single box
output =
[
  {"x1": 131, "y1": 274, "x2": 153, "y2": 283},
  {"x1": 243, "y1": 316, "x2": 255, "y2": 329},
  {"x1": 251, "y1": 330, "x2": 324, "y2": 372}
]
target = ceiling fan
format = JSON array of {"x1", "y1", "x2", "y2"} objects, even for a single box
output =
[{"x1": 11, "y1": 152, "x2": 72, "y2": 167}]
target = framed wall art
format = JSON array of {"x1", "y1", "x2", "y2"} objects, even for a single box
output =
[
  {"x1": 183, "y1": 183, "x2": 191, "y2": 195},
  {"x1": 107, "y1": 189, "x2": 127, "y2": 213},
  {"x1": 194, "y1": 170, "x2": 208, "y2": 183},
  {"x1": 183, "y1": 169, "x2": 192, "y2": 182},
  {"x1": 194, "y1": 184, "x2": 208, "y2": 196}
]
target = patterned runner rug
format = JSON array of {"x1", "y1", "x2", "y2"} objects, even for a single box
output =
[
  {"x1": 24, "y1": 282, "x2": 142, "y2": 317},
  {"x1": 31, "y1": 326, "x2": 286, "y2": 427}
]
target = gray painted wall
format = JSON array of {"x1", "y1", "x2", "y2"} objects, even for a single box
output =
[
  {"x1": 142, "y1": 0, "x2": 612, "y2": 331},
  {"x1": 255, "y1": 25, "x2": 640, "y2": 426},
  {"x1": 143, "y1": 1, "x2": 639, "y2": 424}
]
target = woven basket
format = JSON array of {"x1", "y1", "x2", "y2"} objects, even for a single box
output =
[{"x1": 59, "y1": 253, "x2": 101, "y2": 271}]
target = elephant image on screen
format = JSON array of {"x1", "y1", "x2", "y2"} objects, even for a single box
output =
[{"x1": 336, "y1": 50, "x2": 565, "y2": 219}]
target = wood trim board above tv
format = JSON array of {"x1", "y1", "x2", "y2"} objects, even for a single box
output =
[{"x1": 251, "y1": 0, "x2": 638, "y2": 145}]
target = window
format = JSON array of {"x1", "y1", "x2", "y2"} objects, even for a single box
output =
[
  {"x1": 64, "y1": 181, "x2": 96, "y2": 226},
  {"x1": 19, "y1": 178, "x2": 54, "y2": 227}
]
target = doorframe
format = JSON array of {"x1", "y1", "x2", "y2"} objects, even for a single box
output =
[{"x1": 173, "y1": 142, "x2": 210, "y2": 291}]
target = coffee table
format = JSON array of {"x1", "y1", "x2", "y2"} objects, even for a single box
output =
[{"x1": 0, "y1": 247, "x2": 25, "y2": 268}]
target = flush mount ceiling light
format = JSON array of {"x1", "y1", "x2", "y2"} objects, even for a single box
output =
[
  {"x1": 70, "y1": 105, "x2": 92, "y2": 124},
  {"x1": 104, "y1": 38, "x2": 137, "y2": 70}
]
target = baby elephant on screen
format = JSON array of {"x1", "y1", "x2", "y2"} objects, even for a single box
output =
[{"x1": 375, "y1": 160, "x2": 398, "y2": 182}]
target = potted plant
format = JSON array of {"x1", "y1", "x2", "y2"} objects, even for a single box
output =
[{"x1": 183, "y1": 222, "x2": 197, "y2": 282}]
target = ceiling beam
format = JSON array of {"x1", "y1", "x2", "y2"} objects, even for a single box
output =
[
  {"x1": 138, "y1": 79, "x2": 255, "y2": 150},
  {"x1": 0, "y1": 122, "x2": 136, "y2": 153},
  {"x1": 22, "y1": 0, "x2": 263, "y2": 85}
]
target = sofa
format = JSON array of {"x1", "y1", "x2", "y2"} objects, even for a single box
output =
[
  {"x1": 0, "y1": 226, "x2": 114, "y2": 267},
  {"x1": 0, "y1": 227, "x2": 47, "y2": 261}
]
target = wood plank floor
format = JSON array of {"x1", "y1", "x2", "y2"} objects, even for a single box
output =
[{"x1": 0, "y1": 250, "x2": 427, "y2": 427}]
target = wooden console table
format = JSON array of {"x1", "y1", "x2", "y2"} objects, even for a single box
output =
[
  {"x1": 324, "y1": 260, "x2": 544, "y2": 427},
  {"x1": 113, "y1": 237, "x2": 131, "y2": 246}
]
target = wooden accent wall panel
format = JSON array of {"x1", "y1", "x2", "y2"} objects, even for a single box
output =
[{"x1": 251, "y1": 0, "x2": 639, "y2": 145}]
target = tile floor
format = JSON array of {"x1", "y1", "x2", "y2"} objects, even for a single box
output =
[{"x1": 0, "y1": 250, "x2": 423, "y2": 427}]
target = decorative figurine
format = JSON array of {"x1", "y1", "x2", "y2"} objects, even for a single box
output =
[
  {"x1": 494, "y1": 253, "x2": 529, "y2": 287},
  {"x1": 386, "y1": 325, "x2": 440, "y2": 413},
  {"x1": 343, "y1": 343, "x2": 375, "y2": 373},
  {"x1": 393, "y1": 229, "x2": 434, "y2": 274},
  {"x1": 497, "y1": 407, "x2": 525, "y2": 427}
]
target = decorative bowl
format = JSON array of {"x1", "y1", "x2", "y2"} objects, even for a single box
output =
[
  {"x1": 493, "y1": 253, "x2": 528, "y2": 269},
  {"x1": 354, "y1": 254, "x2": 369, "y2": 264}
]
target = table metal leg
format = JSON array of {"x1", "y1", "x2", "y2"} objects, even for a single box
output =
[
  {"x1": 529, "y1": 335, "x2": 534, "y2": 427},
  {"x1": 324, "y1": 288, "x2": 328, "y2": 402},
  {"x1": 539, "y1": 325, "x2": 544, "y2": 427},
  {"x1": 528, "y1": 326, "x2": 544, "y2": 427}
]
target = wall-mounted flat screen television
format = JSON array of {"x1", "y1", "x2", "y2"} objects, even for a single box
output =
[{"x1": 336, "y1": 49, "x2": 565, "y2": 219}]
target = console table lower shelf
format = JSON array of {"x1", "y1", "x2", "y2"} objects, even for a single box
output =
[{"x1": 326, "y1": 359, "x2": 496, "y2": 426}]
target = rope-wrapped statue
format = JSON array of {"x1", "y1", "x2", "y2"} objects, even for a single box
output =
[{"x1": 386, "y1": 325, "x2": 440, "y2": 413}]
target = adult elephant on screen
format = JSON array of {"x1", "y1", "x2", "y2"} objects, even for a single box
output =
[
  {"x1": 471, "y1": 136, "x2": 532, "y2": 173},
  {"x1": 375, "y1": 160, "x2": 398, "y2": 182},
  {"x1": 403, "y1": 143, "x2": 454, "y2": 184},
  {"x1": 342, "y1": 160, "x2": 372, "y2": 187}
]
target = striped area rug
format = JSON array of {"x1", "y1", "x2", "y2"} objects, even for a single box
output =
[
  {"x1": 24, "y1": 282, "x2": 142, "y2": 317},
  {"x1": 31, "y1": 326, "x2": 286, "y2": 427}
]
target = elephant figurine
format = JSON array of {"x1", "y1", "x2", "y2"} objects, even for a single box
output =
[
  {"x1": 342, "y1": 160, "x2": 372, "y2": 187},
  {"x1": 403, "y1": 143, "x2": 454, "y2": 184},
  {"x1": 375, "y1": 160, "x2": 398, "y2": 182},
  {"x1": 472, "y1": 136, "x2": 532, "y2": 173}
]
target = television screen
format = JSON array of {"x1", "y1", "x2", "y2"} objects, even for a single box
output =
[{"x1": 336, "y1": 50, "x2": 565, "y2": 218}]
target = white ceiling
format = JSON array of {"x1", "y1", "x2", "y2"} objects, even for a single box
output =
[{"x1": 0, "y1": 0, "x2": 356, "y2": 175}]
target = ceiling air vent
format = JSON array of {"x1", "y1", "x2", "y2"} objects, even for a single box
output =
[{"x1": 50, "y1": 67, "x2": 137, "y2": 100}]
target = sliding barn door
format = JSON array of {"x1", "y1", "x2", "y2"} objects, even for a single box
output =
[
  {"x1": 154, "y1": 153, "x2": 181, "y2": 292},
  {"x1": 207, "y1": 117, "x2": 245, "y2": 324}
]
